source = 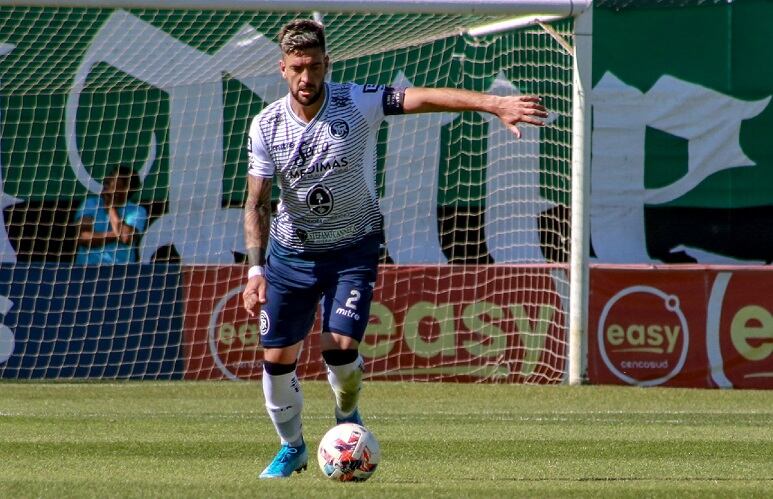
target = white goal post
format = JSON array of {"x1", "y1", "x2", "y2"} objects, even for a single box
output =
[{"x1": 0, "y1": 0, "x2": 592, "y2": 384}]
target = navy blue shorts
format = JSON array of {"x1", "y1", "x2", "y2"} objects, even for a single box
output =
[{"x1": 258, "y1": 235, "x2": 380, "y2": 348}]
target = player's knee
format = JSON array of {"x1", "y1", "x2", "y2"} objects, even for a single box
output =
[
  {"x1": 321, "y1": 332, "x2": 360, "y2": 351},
  {"x1": 263, "y1": 343, "x2": 303, "y2": 364},
  {"x1": 323, "y1": 349, "x2": 363, "y2": 405},
  {"x1": 322, "y1": 348, "x2": 359, "y2": 367}
]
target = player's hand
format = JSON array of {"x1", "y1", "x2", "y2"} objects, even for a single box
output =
[
  {"x1": 494, "y1": 95, "x2": 549, "y2": 139},
  {"x1": 242, "y1": 275, "x2": 267, "y2": 317}
]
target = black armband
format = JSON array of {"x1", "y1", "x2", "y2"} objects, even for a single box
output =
[
  {"x1": 247, "y1": 247, "x2": 266, "y2": 266},
  {"x1": 382, "y1": 86, "x2": 405, "y2": 116}
]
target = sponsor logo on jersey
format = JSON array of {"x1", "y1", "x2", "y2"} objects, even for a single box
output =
[
  {"x1": 292, "y1": 140, "x2": 331, "y2": 167},
  {"x1": 266, "y1": 112, "x2": 283, "y2": 125},
  {"x1": 270, "y1": 141, "x2": 295, "y2": 153},
  {"x1": 304, "y1": 225, "x2": 358, "y2": 243},
  {"x1": 331, "y1": 95, "x2": 351, "y2": 107},
  {"x1": 288, "y1": 157, "x2": 349, "y2": 180},
  {"x1": 363, "y1": 84, "x2": 384, "y2": 93},
  {"x1": 328, "y1": 119, "x2": 350, "y2": 140},
  {"x1": 306, "y1": 184, "x2": 334, "y2": 215}
]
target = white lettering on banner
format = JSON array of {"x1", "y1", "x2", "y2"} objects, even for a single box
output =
[
  {"x1": 0, "y1": 44, "x2": 22, "y2": 264},
  {"x1": 64, "y1": 12, "x2": 552, "y2": 264},
  {"x1": 706, "y1": 272, "x2": 733, "y2": 388},
  {"x1": 382, "y1": 71, "x2": 552, "y2": 263},
  {"x1": 482, "y1": 72, "x2": 553, "y2": 263},
  {"x1": 591, "y1": 72, "x2": 770, "y2": 263},
  {"x1": 66, "y1": 11, "x2": 285, "y2": 263},
  {"x1": 382, "y1": 71, "x2": 455, "y2": 263},
  {"x1": 597, "y1": 285, "x2": 689, "y2": 386},
  {"x1": 0, "y1": 295, "x2": 16, "y2": 365}
]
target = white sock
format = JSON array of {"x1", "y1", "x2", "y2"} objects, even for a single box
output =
[
  {"x1": 326, "y1": 355, "x2": 364, "y2": 418},
  {"x1": 262, "y1": 370, "x2": 304, "y2": 447}
]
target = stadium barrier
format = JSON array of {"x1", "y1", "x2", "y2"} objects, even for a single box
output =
[
  {"x1": 0, "y1": 263, "x2": 769, "y2": 387},
  {"x1": 0, "y1": 264, "x2": 184, "y2": 379}
]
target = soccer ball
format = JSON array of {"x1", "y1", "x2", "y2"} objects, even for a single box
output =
[{"x1": 317, "y1": 423, "x2": 380, "y2": 482}]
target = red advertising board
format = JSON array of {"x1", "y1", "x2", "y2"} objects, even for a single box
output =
[
  {"x1": 589, "y1": 266, "x2": 773, "y2": 388},
  {"x1": 182, "y1": 265, "x2": 567, "y2": 383}
]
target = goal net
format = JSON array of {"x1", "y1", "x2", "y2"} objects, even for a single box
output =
[{"x1": 0, "y1": 5, "x2": 576, "y2": 383}]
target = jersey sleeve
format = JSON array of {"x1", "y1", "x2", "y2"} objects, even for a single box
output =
[
  {"x1": 247, "y1": 115, "x2": 275, "y2": 178},
  {"x1": 75, "y1": 196, "x2": 99, "y2": 222},
  {"x1": 123, "y1": 204, "x2": 148, "y2": 232},
  {"x1": 351, "y1": 83, "x2": 406, "y2": 127}
]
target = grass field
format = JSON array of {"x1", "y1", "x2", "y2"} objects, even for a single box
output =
[{"x1": 0, "y1": 381, "x2": 771, "y2": 498}]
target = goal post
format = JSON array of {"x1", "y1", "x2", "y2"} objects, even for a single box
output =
[
  {"x1": 0, "y1": 0, "x2": 589, "y2": 15},
  {"x1": 0, "y1": 1, "x2": 591, "y2": 384}
]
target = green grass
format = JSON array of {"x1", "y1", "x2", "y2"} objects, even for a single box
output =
[{"x1": 0, "y1": 382, "x2": 771, "y2": 498}]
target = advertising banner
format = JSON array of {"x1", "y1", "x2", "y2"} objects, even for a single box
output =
[
  {"x1": 182, "y1": 265, "x2": 567, "y2": 383},
  {"x1": 592, "y1": 1, "x2": 773, "y2": 264},
  {"x1": 0, "y1": 264, "x2": 184, "y2": 379},
  {"x1": 589, "y1": 266, "x2": 773, "y2": 388}
]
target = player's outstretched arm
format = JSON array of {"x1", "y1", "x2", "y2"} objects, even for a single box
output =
[
  {"x1": 243, "y1": 174, "x2": 272, "y2": 317},
  {"x1": 402, "y1": 87, "x2": 548, "y2": 139}
]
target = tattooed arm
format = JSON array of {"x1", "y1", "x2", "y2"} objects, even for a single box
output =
[{"x1": 242, "y1": 174, "x2": 272, "y2": 317}]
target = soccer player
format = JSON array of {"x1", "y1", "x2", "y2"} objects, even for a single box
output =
[{"x1": 243, "y1": 19, "x2": 548, "y2": 479}]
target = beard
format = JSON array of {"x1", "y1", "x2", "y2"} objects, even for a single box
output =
[{"x1": 292, "y1": 84, "x2": 323, "y2": 107}]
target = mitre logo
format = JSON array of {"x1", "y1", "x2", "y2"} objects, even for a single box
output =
[{"x1": 597, "y1": 285, "x2": 689, "y2": 386}]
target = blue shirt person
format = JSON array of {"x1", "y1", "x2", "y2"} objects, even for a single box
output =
[{"x1": 75, "y1": 166, "x2": 147, "y2": 264}]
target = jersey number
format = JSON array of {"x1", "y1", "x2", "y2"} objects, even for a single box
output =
[{"x1": 345, "y1": 290, "x2": 361, "y2": 310}]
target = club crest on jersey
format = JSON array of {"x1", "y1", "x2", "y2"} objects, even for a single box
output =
[
  {"x1": 306, "y1": 184, "x2": 334, "y2": 216},
  {"x1": 259, "y1": 310, "x2": 270, "y2": 336},
  {"x1": 328, "y1": 119, "x2": 350, "y2": 140}
]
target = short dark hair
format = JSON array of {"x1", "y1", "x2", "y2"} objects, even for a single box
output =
[
  {"x1": 106, "y1": 165, "x2": 141, "y2": 195},
  {"x1": 278, "y1": 19, "x2": 326, "y2": 55}
]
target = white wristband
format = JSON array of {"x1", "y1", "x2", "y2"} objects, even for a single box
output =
[{"x1": 247, "y1": 265, "x2": 264, "y2": 279}]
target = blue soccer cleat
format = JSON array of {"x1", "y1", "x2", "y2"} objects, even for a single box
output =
[
  {"x1": 259, "y1": 442, "x2": 308, "y2": 479},
  {"x1": 336, "y1": 408, "x2": 363, "y2": 426}
]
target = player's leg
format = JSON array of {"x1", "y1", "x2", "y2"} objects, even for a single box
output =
[
  {"x1": 321, "y1": 332, "x2": 364, "y2": 425},
  {"x1": 262, "y1": 343, "x2": 305, "y2": 445},
  {"x1": 321, "y1": 248, "x2": 377, "y2": 426},
  {"x1": 258, "y1": 264, "x2": 319, "y2": 479}
]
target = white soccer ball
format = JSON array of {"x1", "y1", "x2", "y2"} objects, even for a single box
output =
[{"x1": 317, "y1": 423, "x2": 380, "y2": 482}]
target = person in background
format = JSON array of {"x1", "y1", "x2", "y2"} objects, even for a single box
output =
[{"x1": 75, "y1": 165, "x2": 147, "y2": 264}]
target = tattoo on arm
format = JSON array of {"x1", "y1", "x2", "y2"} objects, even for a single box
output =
[{"x1": 244, "y1": 175, "x2": 272, "y2": 266}]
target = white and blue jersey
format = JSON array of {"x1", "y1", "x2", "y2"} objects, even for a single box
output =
[
  {"x1": 247, "y1": 81, "x2": 404, "y2": 254},
  {"x1": 247, "y1": 81, "x2": 404, "y2": 346}
]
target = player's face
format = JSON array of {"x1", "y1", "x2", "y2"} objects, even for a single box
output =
[
  {"x1": 280, "y1": 48, "x2": 329, "y2": 107},
  {"x1": 103, "y1": 173, "x2": 131, "y2": 206}
]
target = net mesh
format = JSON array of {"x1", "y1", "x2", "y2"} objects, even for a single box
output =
[{"x1": 0, "y1": 7, "x2": 574, "y2": 383}]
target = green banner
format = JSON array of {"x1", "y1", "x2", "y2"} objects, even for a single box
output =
[
  {"x1": 592, "y1": 0, "x2": 773, "y2": 263},
  {"x1": 0, "y1": 9, "x2": 571, "y2": 206}
]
